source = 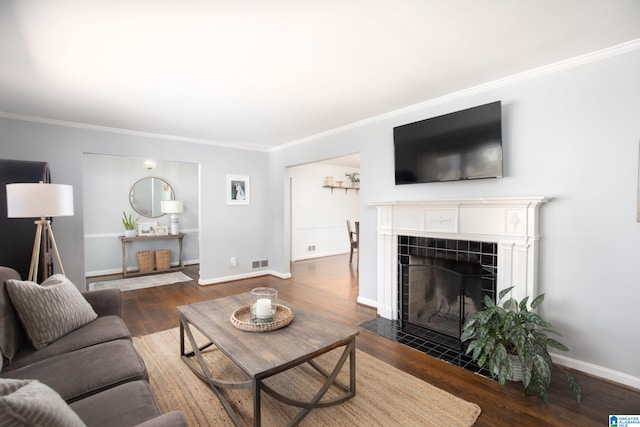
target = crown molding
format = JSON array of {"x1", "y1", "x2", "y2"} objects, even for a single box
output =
[
  {"x1": 274, "y1": 38, "x2": 640, "y2": 151},
  {"x1": 2, "y1": 38, "x2": 639, "y2": 154},
  {"x1": 0, "y1": 111, "x2": 271, "y2": 152}
]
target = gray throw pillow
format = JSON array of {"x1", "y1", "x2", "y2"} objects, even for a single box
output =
[
  {"x1": 0, "y1": 378, "x2": 86, "y2": 427},
  {"x1": 6, "y1": 275, "x2": 98, "y2": 350}
]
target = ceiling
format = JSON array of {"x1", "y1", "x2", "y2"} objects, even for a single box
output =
[{"x1": 1, "y1": 1, "x2": 640, "y2": 150}]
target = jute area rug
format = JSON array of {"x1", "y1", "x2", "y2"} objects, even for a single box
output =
[
  {"x1": 88, "y1": 271, "x2": 192, "y2": 291},
  {"x1": 133, "y1": 328, "x2": 481, "y2": 426}
]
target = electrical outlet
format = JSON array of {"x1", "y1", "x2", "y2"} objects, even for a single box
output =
[{"x1": 230, "y1": 257, "x2": 238, "y2": 268}]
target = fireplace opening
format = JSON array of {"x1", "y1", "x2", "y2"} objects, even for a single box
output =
[{"x1": 398, "y1": 236, "x2": 497, "y2": 349}]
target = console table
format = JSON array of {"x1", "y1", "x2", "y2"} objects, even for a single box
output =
[{"x1": 119, "y1": 233, "x2": 185, "y2": 277}]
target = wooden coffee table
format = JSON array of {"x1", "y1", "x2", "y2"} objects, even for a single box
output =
[{"x1": 177, "y1": 293, "x2": 359, "y2": 427}]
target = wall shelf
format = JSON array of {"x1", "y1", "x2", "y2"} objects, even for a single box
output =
[{"x1": 322, "y1": 185, "x2": 359, "y2": 194}]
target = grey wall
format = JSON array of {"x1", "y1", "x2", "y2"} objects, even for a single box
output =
[
  {"x1": 269, "y1": 46, "x2": 640, "y2": 386},
  {"x1": 0, "y1": 119, "x2": 270, "y2": 288}
]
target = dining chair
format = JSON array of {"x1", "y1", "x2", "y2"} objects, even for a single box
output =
[{"x1": 346, "y1": 219, "x2": 359, "y2": 268}]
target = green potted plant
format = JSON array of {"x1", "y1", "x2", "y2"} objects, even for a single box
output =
[
  {"x1": 460, "y1": 286, "x2": 581, "y2": 404},
  {"x1": 122, "y1": 211, "x2": 138, "y2": 237},
  {"x1": 345, "y1": 172, "x2": 360, "y2": 188}
]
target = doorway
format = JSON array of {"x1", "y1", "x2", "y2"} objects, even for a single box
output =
[{"x1": 286, "y1": 154, "x2": 360, "y2": 263}]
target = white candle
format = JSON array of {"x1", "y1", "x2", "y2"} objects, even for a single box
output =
[{"x1": 256, "y1": 298, "x2": 272, "y2": 318}]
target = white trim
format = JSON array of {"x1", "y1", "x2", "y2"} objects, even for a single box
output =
[
  {"x1": 274, "y1": 39, "x2": 640, "y2": 150},
  {"x1": 0, "y1": 111, "x2": 270, "y2": 152},
  {"x1": 293, "y1": 250, "x2": 349, "y2": 262},
  {"x1": 84, "y1": 228, "x2": 199, "y2": 239},
  {"x1": 269, "y1": 270, "x2": 292, "y2": 280},
  {"x1": 198, "y1": 269, "x2": 291, "y2": 285},
  {"x1": 356, "y1": 296, "x2": 377, "y2": 309},
  {"x1": 1, "y1": 40, "x2": 638, "y2": 154},
  {"x1": 552, "y1": 353, "x2": 640, "y2": 391}
]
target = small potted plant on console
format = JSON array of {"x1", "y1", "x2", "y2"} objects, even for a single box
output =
[
  {"x1": 122, "y1": 211, "x2": 138, "y2": 237},
  {"x1": 460, "y1": 286, "x2": 581, "y2": 404}
]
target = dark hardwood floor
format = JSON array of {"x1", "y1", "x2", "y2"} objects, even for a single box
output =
[{"x1": 112, "y1": 255, "x2": 639, "y2": 426}]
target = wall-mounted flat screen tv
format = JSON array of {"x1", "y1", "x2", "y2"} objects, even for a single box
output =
[{"x1": 394, "y1": 101, "x2": 503, "y2": 184}]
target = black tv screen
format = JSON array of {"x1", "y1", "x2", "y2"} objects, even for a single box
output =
[{"x1": 394, "y1": 101, "x2": 503, "y2": 184}]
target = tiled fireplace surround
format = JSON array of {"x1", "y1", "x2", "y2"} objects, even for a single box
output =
[
  {"x1": 368, "y1": 197, "x2": 547, "y2": 324},
  {"x1": 361, "y1": 198, "x2": 548, "y2": 371}
]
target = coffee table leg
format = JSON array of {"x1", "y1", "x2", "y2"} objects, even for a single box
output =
[
  {"x1": 179, "y1": 316, "x2": 252, "y2": 427},
  {"x1": 259, "y1": 338, "x2": 357, "y2": 426},
  {"x1": 253, "y1": 378, "x2": 261, "y2": 427}
]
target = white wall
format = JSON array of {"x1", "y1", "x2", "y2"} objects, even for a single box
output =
[
  {"x1": 288, "y1": 162, "x2": 359, "y2": 260},
  {"x1": 269, "y1": 45, "x2": 640, "y2": 387},
  {"x1": 82, "y1": 154, "x2": 199, "y2": 275}
]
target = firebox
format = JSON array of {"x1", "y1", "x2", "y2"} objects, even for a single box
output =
[{"x1": 398, "y1": 236, "x2": 497, "y2": 348}]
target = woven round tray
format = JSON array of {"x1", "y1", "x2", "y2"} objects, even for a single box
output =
[{"x1": 231, "y1": 304, "x2": 293, "y2": 332}]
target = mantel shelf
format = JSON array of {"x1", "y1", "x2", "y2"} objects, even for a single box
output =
[{"x1": 322, "y1": 185, "x2": 359, "y2": 194}]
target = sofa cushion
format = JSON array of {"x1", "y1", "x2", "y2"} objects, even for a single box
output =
[
  {"x1": 134, "y1": 411, "x2": 188, "y2": 427},
  {"x1": 0, "y1": 339, "x2": 148, "y2": 403},
  {"x1": 0, "y1": 267, "x2": 25, "y2": 365},
  {"x1": 6, "y1": 274, "x2": 97, "y2": 350},
  {"x1": 82, "y1": 288, "x2": 123, "y2": 318},
  {"x1": 0, "y1": 378, "x2": 86, "y2": 427},
  {"x1": 69, "y1": 380, "x2": 182, "y2": 427},
  {"x1": 3, "y1": 315, "x2": 131, "y2": 373}
]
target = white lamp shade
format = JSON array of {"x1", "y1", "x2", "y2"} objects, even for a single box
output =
[
  {"x1": 6, "y1": 183, "x2": 74, "y2": 218},
  {"x1": 161, "y1": 200, "x2": 183, "y2": 214}
]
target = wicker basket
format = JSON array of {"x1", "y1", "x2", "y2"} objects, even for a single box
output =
[
  {"x1": 155, "y1": 249, "x2": 171, "y2": 270},
  {"x1": 136, "y1": 251, "x2": 155, "y2": 272}
]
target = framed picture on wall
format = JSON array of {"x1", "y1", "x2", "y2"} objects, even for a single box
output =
[{"x1": 226, "y1": 175, "x2": 250, "y2": 205}]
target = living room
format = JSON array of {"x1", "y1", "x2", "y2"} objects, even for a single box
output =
[{"x1": 1, "y1": 2, "x2": 640, "y2": 424}]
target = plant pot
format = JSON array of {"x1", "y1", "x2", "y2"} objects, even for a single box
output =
[
  {"x1": 124, "y1": 229, "x2": 136, "y2": 238},
  {"x1": 495, "y1": 354, "x2": 523, "y2": 381}
]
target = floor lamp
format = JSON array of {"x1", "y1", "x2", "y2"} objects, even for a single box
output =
[{"x1": 5, "y1": 182, "x2": 74, "y2": 282}]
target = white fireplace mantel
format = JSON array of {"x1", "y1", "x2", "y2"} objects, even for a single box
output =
[{"x1": 368, "y1": 197, "x2": 549, "y2": 320}]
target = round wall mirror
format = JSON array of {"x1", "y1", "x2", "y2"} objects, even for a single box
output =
[{"x1": 129, "y1": 177, "x2": 175, "y2": 218}]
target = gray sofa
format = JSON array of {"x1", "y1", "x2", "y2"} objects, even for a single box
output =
[{"x1": 0, "y1": 266, "x2": 187, "y2": 427}]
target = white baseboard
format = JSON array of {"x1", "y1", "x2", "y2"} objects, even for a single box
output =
[
  {"x1": 269, "y1": 270, "x2": 292, "y2": 279},
  {"x1": 356, "y1": 296, "x2": 377, "y2": 309},
  {"x1": 551, "y1": 353, "x2": 640, "y2": 391},
  {"x1": 293, "y1": 251, "x2": 349, "y2": 261},
  {"x1": 198, "y1": 269, "x2": 291, "y2": 286}
]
